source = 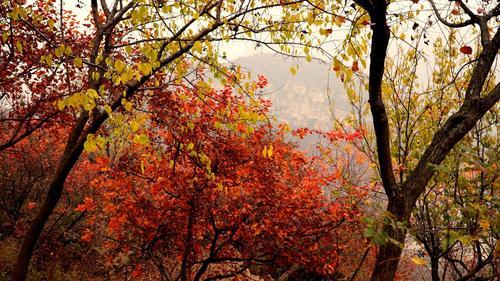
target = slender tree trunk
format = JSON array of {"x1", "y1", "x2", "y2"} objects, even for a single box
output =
[{"x1": 431, "y1": 257, "x2": 440, "y2": 281}]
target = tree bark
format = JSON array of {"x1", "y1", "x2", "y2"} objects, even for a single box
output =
[
  {"x1": 370, "y1": 199, "x2": 410, "y2": 281},
  {"x1": 431, "y1": 257, "x2": 440, "y2": 281}
]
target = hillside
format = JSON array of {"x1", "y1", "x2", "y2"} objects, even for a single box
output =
[{"x1": 235, "y1": 54, "x2": 350, "y2": 130}]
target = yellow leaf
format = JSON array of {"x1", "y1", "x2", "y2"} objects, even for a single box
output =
[
  {"x1": 133, "y1": 134, "x2": 150, "y2": 145},
  {"x1": 84, "y1": 135, "x2": 98, "y2": 152},
  {"x1": 16, "y1": 41, "x2": 22, "y2": 52},
  {"x1": 74, "y1": 57, "x2": 83, "y2": 67},
  {"x1": 46, "y1": 55, "x2": 53, "y2": 66},
  {"x1": 289, "y1": 66, "x2": 297, "y2": 76},
  {"x1": 262, "y1": 146, "x2": 268, "y2": 158},
  {"x1": 124, "y1": 101, "x2": 133, "y2": 111},
  {"x1": 125, "y1": 45, "x2": 132, "y2": 54},
  {"x1": 131, "y1": 120, "x2": 139, "y2": 132},
  {"x1": 139, "y1": 63, "x2": 152, "y2": 75},
  {"x1": 57, "y1": 100, "x2": 65, "y2": 111},
  {"x1": 268, "y1": 144, "x2": 273, "y2": 157},
  {"x1": 86, "y1": 89, "x2": 98, "y2": 99},
  {"x1": 104, "y1": 105, "x2": 112, "y2": 115},
  {"x1": 55, "y1": 45, "x2": 64, "y2": 57},
  {"x1": 114, "y1": 59, "x2": 126, "y2": 72},
  {"x1": 411, "y1": 257, "x2": 427, "y2": 266},
  {"x1": 193, "y1": 41, "x2": 203, "y2": 53}
]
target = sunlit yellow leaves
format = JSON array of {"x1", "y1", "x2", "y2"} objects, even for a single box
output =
[
  {"x1": 119, "y1": 69, "x2": 134, "y2": 84},
  {"x1": 289, "y1": 66, "x2": 297, "y2": 76},
  {"x1": 333, "y1": 15, "x2": 345, "y2": 26},
  {"x1": 138, "y1": 63, "x2": 152, "y2": 75},
  {"x1": 104, "y1": 105, "x2": 112, "y2": 115},
  {"x1": 193, "y1": 41, "x2": 203, "y2": 53},
  {"x1": 131, "y1": 6, "x2": 149, "y2": 23},
  {"x1": 84, "y1": 134, "x2": 107, "y2": 152},
  {"x1": 86, "y1": 89, "x2": 98, "y2": 100},
  {"x1": 115, "y1": 59, "x2": 126, "y2": 73},
  {"x1": 262, "y1": 144, "x2": 273, "y2": 158},
  {"x1": 216, "y1": 182, "x2": 225, "y2": 192},
  {"x1": 57, "y1": 100, "x2": 65, "y2": 111},
  {"x1": 10, "y1": 5, "x2": 22, "y2": 20},
  {"x1": 303, "y1": 45, "x2": 312, "y2": 62},
  {"x1": 319, "y1": 28, "x2": 333, "y2": 36},
  {"x1": 214, "y1": 121, "x2": 224, "y2": 130},
  {"x1": 91, "y1": 71, "x2": 100, "y2": 82},
  {"x1": 122, "y1": 98, "x2": 133, "y2": 112},
  {"x1": 140, "y1": 161, "x2": 145, "y2": 174},
  {"x1": 40, "y1": 54, "x2": 53, "y2": 67},
  {"x1": 15, "y1": 41, "x2": 22, "y2": 52},
  {"x1": 140, "y1": 44, "x2": 158, "y2": 64},
  {"x1": 48, "y1": 19, "x2": 54, "y2": 29},
  {"x1": 130, "y1": 120, "x2": 140, "y2": 132},
  {"x1": 55, "y1": 44, "x2": 70, "y2": 57}
]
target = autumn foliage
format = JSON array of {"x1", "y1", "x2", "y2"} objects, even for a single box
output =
[
  {"x1": 2, "y1": 0, "x2": 499, "y2": 280},
  {"x1": 72, "y1": 76, "x2": 369, "y2": 279}
]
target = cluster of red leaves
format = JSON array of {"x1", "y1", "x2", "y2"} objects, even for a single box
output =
[
  {"x1": 77, "y1": 78, "x2": 368, "y2": 279},
  {"x1": 0, "y1": 0, "x2": 93, "y2": 150}
]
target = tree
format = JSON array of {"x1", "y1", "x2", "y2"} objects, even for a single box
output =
[
  {"x1": 72, "y1": 78, "x2": 367, "y2": 280},
  {"x1": 4, "y1": 0, "x2": 498, "y2": 280},
  {"x1": 412, "y1": 122, "x2": 498, "y2": 280},
  {"x1": 1, "y1": 0, "x2": 330, "y2": 280},
  {"x1": 334, "y1": 1, "x2": 500, "y2": 280}
]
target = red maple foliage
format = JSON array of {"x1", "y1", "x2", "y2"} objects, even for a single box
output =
[{"x1": 75, "y1": 77, "x2": 369, "y2": 280}]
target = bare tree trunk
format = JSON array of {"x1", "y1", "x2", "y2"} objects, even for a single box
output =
[{"x1": 431, "y1": 257, "x2": 440, "y2": 281}]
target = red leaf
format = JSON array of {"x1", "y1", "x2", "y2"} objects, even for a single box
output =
[
  {"x1": 351, "y1": 60, "x2": 359, "y2": 72},
  {"x1": 459, "y1": 46, "x2": 473, "y2": 55}
]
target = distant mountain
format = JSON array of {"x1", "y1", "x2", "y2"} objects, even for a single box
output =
[{"x1": 235, "y1": 53, "x2": 350, "y2": 130}]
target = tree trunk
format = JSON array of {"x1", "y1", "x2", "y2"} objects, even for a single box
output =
[
  {"x1": 431, "y1": 257, "x2": 440, "y2": 281},
  {"x1": 370, "y1": 199, "x2": 409, "y2": 281}
]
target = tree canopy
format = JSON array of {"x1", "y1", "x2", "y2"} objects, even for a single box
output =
[{"x1": 0, "y1": 0, "x2": 498, "y2": 280}]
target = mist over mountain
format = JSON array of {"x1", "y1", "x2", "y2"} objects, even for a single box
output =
[{"x1": 235, "y1": 53, "x2": 350, "y2": 130}]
